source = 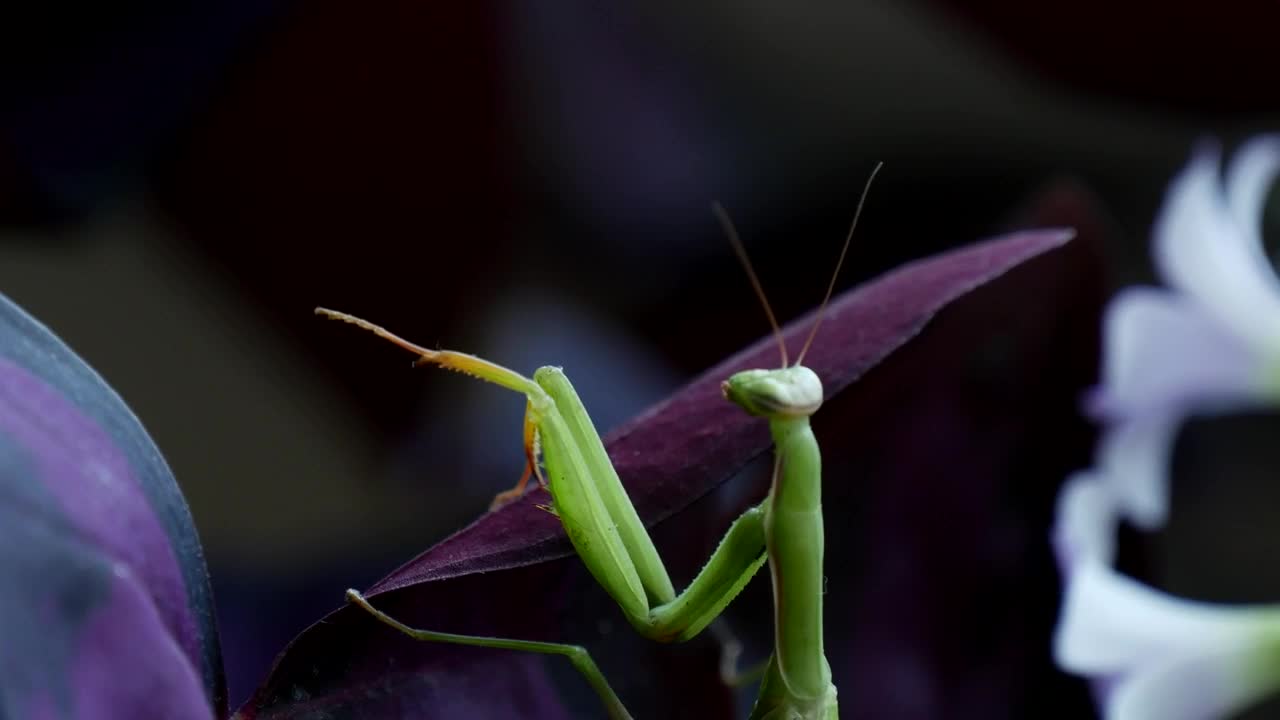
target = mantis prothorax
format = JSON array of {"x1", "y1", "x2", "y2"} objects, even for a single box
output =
[{"x1": 321, "y1": 162, "x2": 882, "y2": 719}]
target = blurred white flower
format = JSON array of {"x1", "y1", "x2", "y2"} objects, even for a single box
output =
[
  {"x1": 1052, "y1": 472, "x2": 1280, "y2": 719},
  {"x1": 1051, "y1": 472, "x2": 1117, "y2": 572},
  {"x1": 1089, "y1": 136, "x2": 1280, "y2": 528}
]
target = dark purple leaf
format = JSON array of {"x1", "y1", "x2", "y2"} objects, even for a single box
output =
[
  {"x1": 0, "y1": 294, "x2": 225, "y2": 718},
  {"x1": 238, "y1": 226, "x2": 1100, "y2": 719}
]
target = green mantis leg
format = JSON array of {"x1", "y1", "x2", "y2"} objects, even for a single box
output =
[
  {"x1": 531, "y1": 366, "x2": 770, "y2": 643},
  {"x1": 346, "y1": 590, "x2": 634, "y2": 720}
]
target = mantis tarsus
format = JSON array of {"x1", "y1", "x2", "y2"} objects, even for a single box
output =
[{"x1": 320, "y1": 163, "x2": 882, "y2": 720}]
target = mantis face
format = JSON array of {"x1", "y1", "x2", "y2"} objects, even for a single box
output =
[{"x1": 721, "y1": 366, "x2": 823, "y2": 419}]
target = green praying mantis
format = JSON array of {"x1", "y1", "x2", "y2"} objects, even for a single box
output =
[{"x1": 318, "y1": 163, "x2": 881, "y2": 720}]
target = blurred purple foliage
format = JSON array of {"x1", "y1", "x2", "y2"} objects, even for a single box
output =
[{"x1": 0, "y1": 293, "x2": 225, "y2": 717}]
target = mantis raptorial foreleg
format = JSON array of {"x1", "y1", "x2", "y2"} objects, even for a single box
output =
[{"x1": 324, "y1": 162, "x2": 880, "y2": 720}]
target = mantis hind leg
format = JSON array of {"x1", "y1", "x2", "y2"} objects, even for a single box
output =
[{"x1": 346, "y1": 589, "x2": 633, "y2": 720}]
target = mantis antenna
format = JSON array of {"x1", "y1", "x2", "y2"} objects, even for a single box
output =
[
  {"x1": 713, "y1": 202, "x2": 789, "y2": 368},
  {"x1": 795, "y1": 160, "x2": 884, "y2": 366}
]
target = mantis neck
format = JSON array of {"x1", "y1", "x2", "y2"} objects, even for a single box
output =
[
  {"x1": 769, "y1": 417, "x2": 822, "y2": 513},
  {"x1": 763, "y1": 416, "x2": 832, "y2": 703}
]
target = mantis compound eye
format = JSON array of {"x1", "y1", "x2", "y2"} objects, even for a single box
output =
[{"x1": 721, "y1": 366, "x2": 823, "y2": 418}]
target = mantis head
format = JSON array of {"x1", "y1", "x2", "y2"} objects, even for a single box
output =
[
  {"x1": 715, "y1": 161, "x2": 881, "y2": 421},
  {"x1": 721, "y1": 366, "x2": 823, "y2": 418}
]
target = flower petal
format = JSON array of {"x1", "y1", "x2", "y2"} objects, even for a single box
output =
[
  {"x1": 1089, "y1": 287, "x2": 1263, "y2": 419},
  {"x1": 1225, "y1": 135, "x2": 1280, "y2": 246},
  {"x1": 1052, "y1": 472, "x2": 1117, "y2": 572},
  {"x1": 1153, "y1": 142, "x2": 1280, "y2": 352},
  {"x1": 1108, "y1": 646, "x2": 1280, "y2": 720},
  {"x1": 1094, "y1": 412, "x2": 1179, "y2": 529},
  {"x1": 1089, "y1": 286, "x2": 1274, "y2": 528},
  {"x1": 1056, "y1": 561, "x2": 1280, "y2": 673}
]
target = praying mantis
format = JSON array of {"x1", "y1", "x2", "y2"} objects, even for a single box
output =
[{"x1": 318, "y1": 163, "x2": 881, "y2": 720}]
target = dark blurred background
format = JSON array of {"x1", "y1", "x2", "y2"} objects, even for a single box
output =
[{"x1": 1, "y1": 0, "x2": 1278, "y2": 711}]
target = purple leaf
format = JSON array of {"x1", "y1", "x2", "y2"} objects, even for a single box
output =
[
  {"x1": 239, "y1": 226, "x2": 1101, "y2": 719},
  {"x1": 0, "y1": 294, "x2": 225, "y2": 718}
]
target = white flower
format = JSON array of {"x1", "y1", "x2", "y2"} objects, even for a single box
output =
[
  {"x1": 1089, "y1": 136, "x2": 1280, "y2": 528},
  {"x1": 1052, "y1": 473, "x2": 1280, "y2": 719}
]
